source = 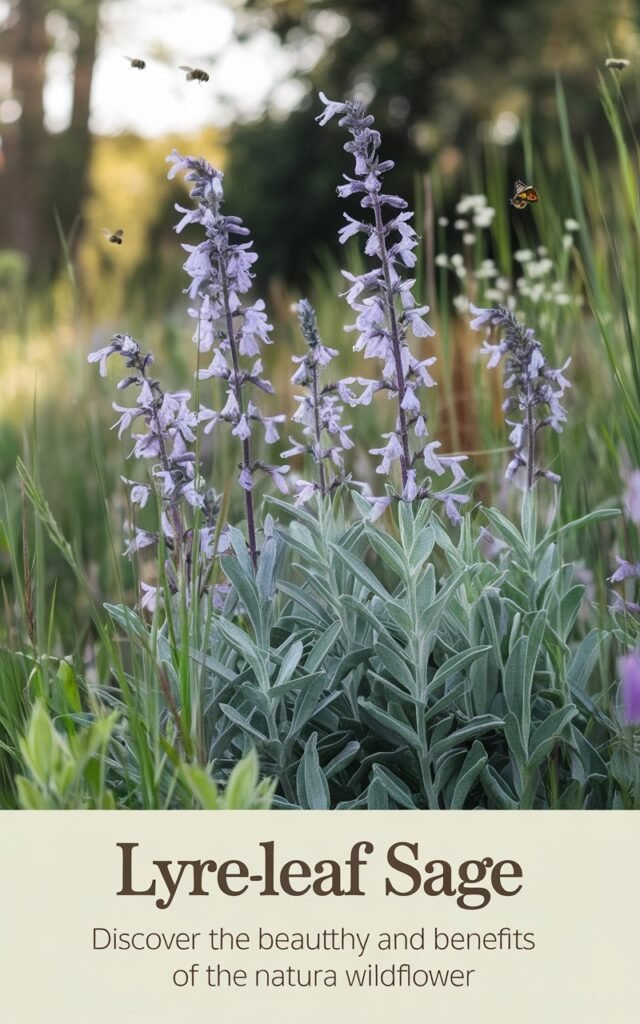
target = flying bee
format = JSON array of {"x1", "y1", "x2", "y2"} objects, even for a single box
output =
[
  {"x1": 102, "y1": 228, "x2": 124, "y2": 245},
  {"x1": 509, "y1": 179, "x2": 539, "y2": 210},
  {"x1": 605, "y1": 58, "x2": 630, "y2": 70},
  {"x1": 179, "y1": 65, "x2": 209, "y2": 83},
  {"x1": 124, "y1": 55, "x2": 146, "y2": 69}
]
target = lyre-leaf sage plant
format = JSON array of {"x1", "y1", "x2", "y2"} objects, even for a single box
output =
[
  {"x1": 168, "y1": 150, "x2": 289, "y2": 567},
  {"x1": 317, "y1": 93, "x2": 469, "y2": 524}
]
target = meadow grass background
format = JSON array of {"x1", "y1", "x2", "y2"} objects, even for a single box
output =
[
  {"x1": 2, "y1": 79, "x2": 634, "y2": 646},
  {"x1": 1, "y1": 73, "x2": 640, "y2": 808}
]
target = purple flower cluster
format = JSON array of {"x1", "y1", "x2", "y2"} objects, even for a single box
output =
[
  {"x1": 88, "y1": 332, "x2": 221, "y2": 611},
  {"x1": 283, "y1": 299, "x2": 357, "y2": 505},
  {"x1": 317, "y1": 93, "x2": 468, "y2": 524},
  {"x1": 167, "y1": 150, "x2": 288, "y2": 566},
  {"x1": 469, "y1": 304, "x2": 570, "y2": 488}
]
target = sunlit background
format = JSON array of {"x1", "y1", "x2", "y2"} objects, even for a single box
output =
[
  {"x1": 41, "y1": 0, "x2": 303, "y2": 135},
  {"x1": 2, "y1": 0, "x2": 638, "y2": 290}
]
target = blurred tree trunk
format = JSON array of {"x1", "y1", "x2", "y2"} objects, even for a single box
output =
[
  {"x1": 0, "y1": 0, "x2": 101, "y2": 277},
  {"x1": 47, "y1": 3, "x2": 100, "y2": 268},
  {"x1": 0, "y1": 0, "x2": 48, "y2": 271}
]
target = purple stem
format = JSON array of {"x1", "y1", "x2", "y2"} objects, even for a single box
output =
[
  {"x1": 134, "y1": 353, "x2": 184, "y2": 564},
  {"x1": 310, "y1": 357, "x2": 327, "y2": 498},
  {"x1": 526, "y1": 391, "x2": 536, "y2": 490},
  {"x1": 218, "y1": 261, "x2": 258, "y2": 569},
  {"x1": 371, "y1": 193, "x2": 410, "y2": 489}
]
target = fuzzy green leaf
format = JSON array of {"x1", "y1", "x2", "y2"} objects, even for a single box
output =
[
  {"x1": 450, "y1": 741, "x2": 488, "y2": 809},
  {"x1": 375, "y1": 643, "x2": 416, "y2": 694},
  {"x1": 306, "y1": 621, "x2": 343, "y2": 673},
  {"x1": 297, "y1": 733, "x2": 330, "y2": 809},
  {"x1": 358, "y1": 699, "x2": 420, "y2": 749}
]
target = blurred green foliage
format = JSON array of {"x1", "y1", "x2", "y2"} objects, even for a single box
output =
[
  {"x1": 226, "y1": 0, "x2": 639, "y2": 282},
  {"x1": 3, "y1": 0, "x2": 638, "y2": 285}
]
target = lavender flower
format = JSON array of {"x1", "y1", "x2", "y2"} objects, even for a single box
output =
[
  {"x1": 469, "y1": 304, "x2": 570, "y2": 488},
  {"x1": 610, "y1": 557, "x2": 640, "y2": 584},
  {"x1": 317, "y1": 93, "x2": 468, "y2": 524},
  {"x1": 620, "y1": 652, "x2": 640, "y2": 725},
  {"x1": 88, "y1": 332, "x2": 223, "y2": 610},
  {"x1": 608, "y1": 556, "x2": 640, "y2": 614},
  {"x1": 283, "y1": 299, "x2": 357, "y2": 505},
  {"x1": 478, "y1": 526, "x2": 509, "y2": 561},
  {"x1": 167, "y1": 150, "x2": 287, "y2": 567}
]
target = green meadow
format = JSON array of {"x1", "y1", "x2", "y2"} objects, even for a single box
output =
[{"x1": 1, "y1": 73, "x2": 640, "y2": 810}]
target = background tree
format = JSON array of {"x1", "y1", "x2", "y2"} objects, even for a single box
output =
[
  {"x1": 225, "y1": 0, "x2": 638, "y2": 284},
  {"x1": 0, "y1": 0, "x2": 101, "y2": 276},
  {"x1": 0, "y1": 0, "x2": 48, "y2": 269}
]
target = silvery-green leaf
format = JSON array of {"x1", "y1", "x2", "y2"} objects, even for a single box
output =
[
  {"x1": 227, "y1": 525, "x2": 254, "y2": 576},
  {"x1": 220, "y1": 555, "x2": 263, "y2": 639},
  {"x1": 367, "y1": 777, "x2": 389, "y2": 808},
  {"x1": 288, "y1": 674, "x2": 329, "y2": 739},
  {"x1": 296, "y1": 733, "x2": 329, "y2": 809},
  {"x1": 371, "y1": 764, "x2": 416, "y2": 808},
  {"x1": 324, "y1": 740, "x2": 361, "y2": 779},
  {"x1": 429, "y1": 715, "x2": 503, "y2": 762},
  {"x1": 274, "y1": 639, "x2": 304, "y2": 689},
  {"x1": 482, "y1": 507, "x2": 529, "y2": 561},
  {"x1": 306, "y1": 621, "x2": 343, "y2": 673},
  {"x1": 450, "y1": 741, "x2": 488, "y2": 809},
  {"x1": 256, "y1": 535, "x2": 278, "y2": 603},
  {"x1": 365, "y1": 526, "x2": 409, "y2": 579},
  {"x1": 428, "y1": 645, "x2": 491, "y2": 693},
  {"x1": 219, "y1": 704, "x2": 268, "y2": 743},
  {"x1": 375, "y1": 643, "x2": 416, "y2": 694},
  {"x1": 527, "y1": 705, "x2": 578, "y2": 774},
  {"x1": 358, "y1": 698, "x2": 420, "y2": 749},
  {"x1": 480, "y1": 764, "x2": 519, "y2": 809}
]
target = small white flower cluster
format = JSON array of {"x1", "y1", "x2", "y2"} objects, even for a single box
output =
[
  {"x1": 437, "y1": 205, "x2": 582, "y2": 316},
  {"x1": 514, "y1": 246, "x2": 577, "y2": 307},
  {"x1": 455, "y1": 193, "x2": 496, "y2": 233},
  {"x1": 563, "y1": 218, "x2": 580, "y2": 251},
  {"x1": 443, "y1": 194, "x2": 497, "y2": 248}
]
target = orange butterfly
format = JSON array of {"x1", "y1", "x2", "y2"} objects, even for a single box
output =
[{"x1": 509, "y1": 180, "x2": 539, "y2": 209}]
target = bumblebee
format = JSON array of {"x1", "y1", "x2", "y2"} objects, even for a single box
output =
[
  {"x1": 179, "y1": 65, "x2": 209, "y2": 83},
  {"x1": 605, "y1": 58, "x2": 630, "y2": 70},
  {"x1": 103, "y1": 228, "x2": 124, "y2": 245},
  {"x1": 124, "y1": 56, "x2": 146, "y2": 69},
  {"x1": 509, "y1": 180, "x2": 539, "y2": 210}
]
